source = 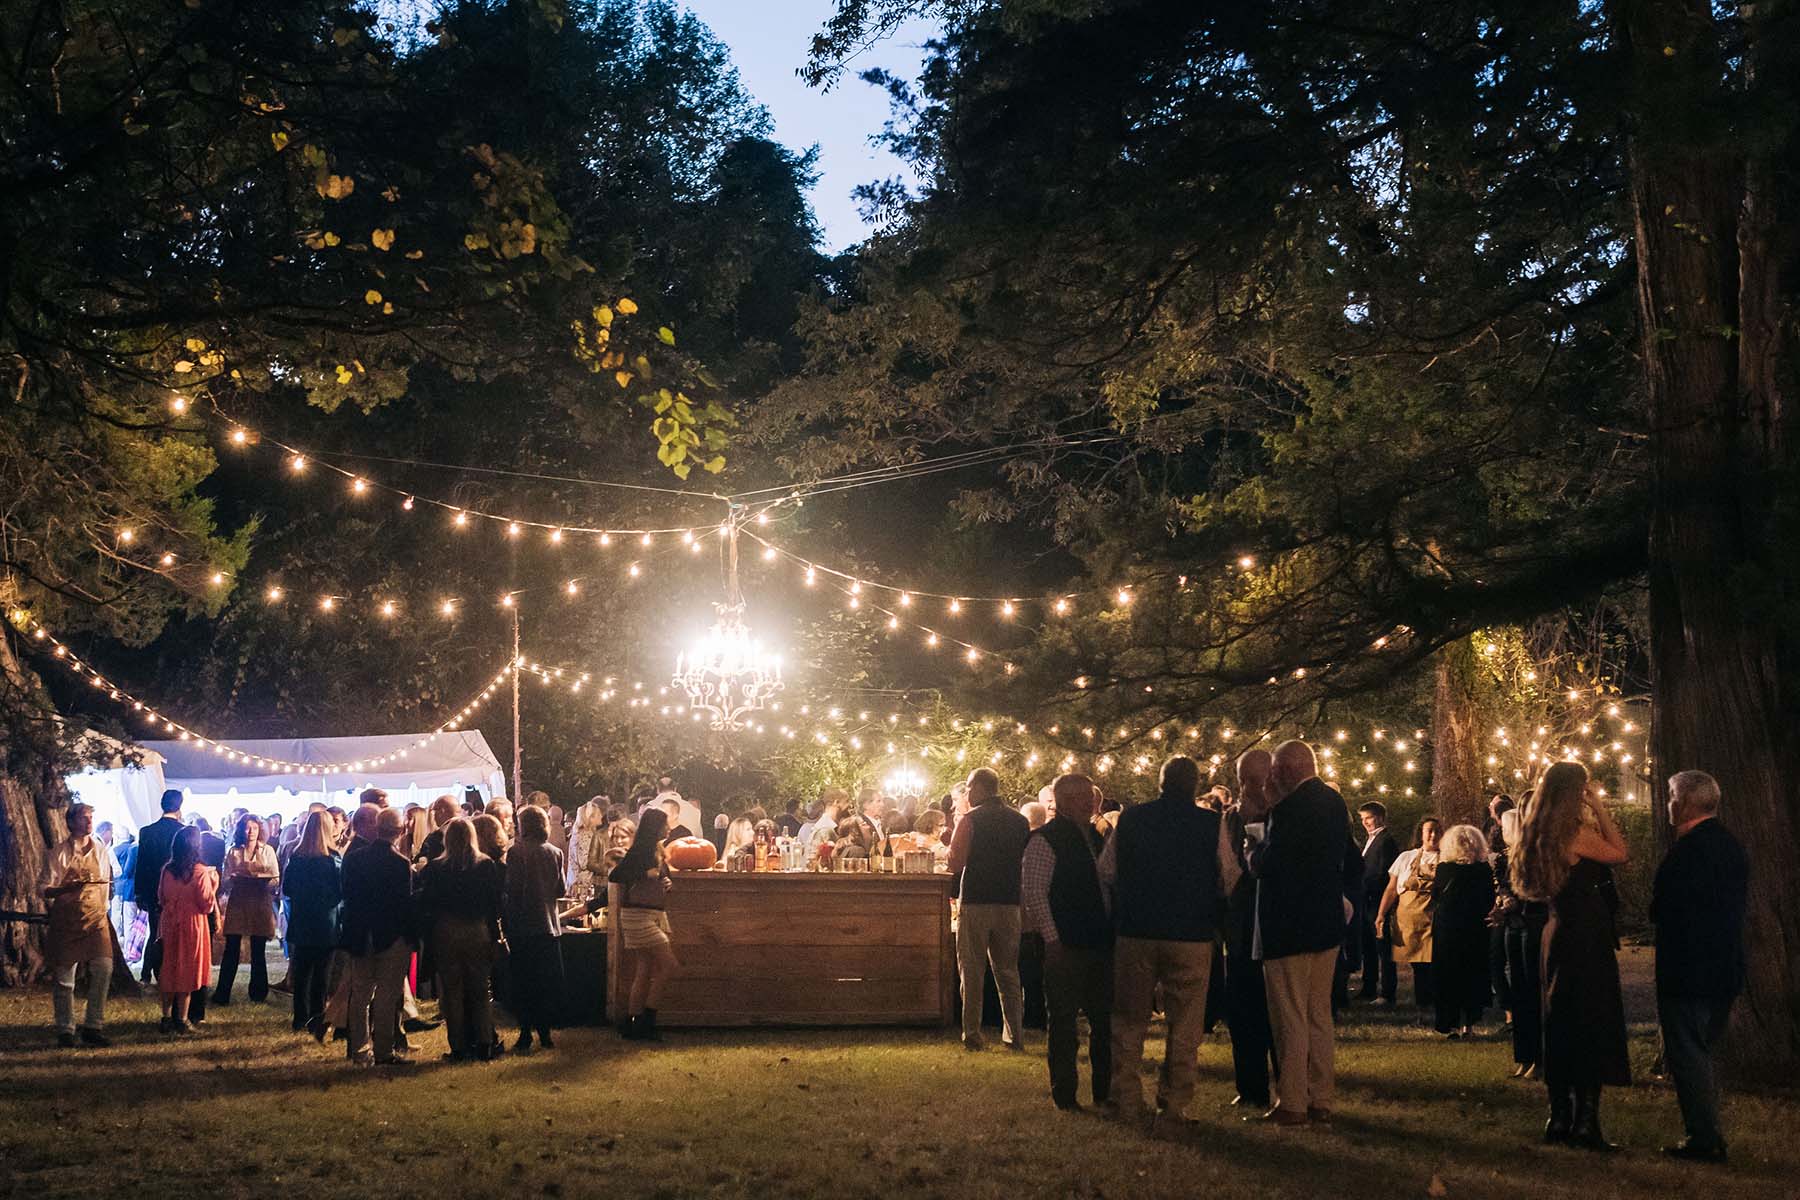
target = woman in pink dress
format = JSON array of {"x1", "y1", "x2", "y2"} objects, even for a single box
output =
[{"x1": 157, "y1": 826, "x2": 219, "y2": 1034}]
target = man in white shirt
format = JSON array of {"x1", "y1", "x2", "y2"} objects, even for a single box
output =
[{"x1": 40, "y1": 803, "x2": 116, "y2": 1047}]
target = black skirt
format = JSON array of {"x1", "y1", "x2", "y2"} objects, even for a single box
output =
[{"x1": 1540, "y1": 859, "x2": 1630, "y2": 1087}]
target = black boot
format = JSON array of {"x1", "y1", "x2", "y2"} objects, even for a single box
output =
[
  {"x1": 620, "y1": 1013, "x2": 641, "y2": 1040},
  {"x1": 640, "y1": 1007, "x2": 662, "y2": 1042},
  {"x1": 1543, "y1": 1087, "x2": 1574, "y2": 1143},
  {"x1": 1570, "y1": 1086, "x2": 1618, "y2": 1152}
]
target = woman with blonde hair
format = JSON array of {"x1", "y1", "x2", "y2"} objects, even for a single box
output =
[
  {"x1": 283, "y1": 810, "x2": 342, "y2": 1036},
  {"x1": 417, "y1": 817, "x2": 504, "y2": 1061},
  {"x1": 1430, "y1": 824, "x2": 1495, "y2": 1038},
  {"x1": 721, "y1": 816, "x2": 756, "y2": 864},
  {"x1": 1512, "y1": 761, "x2": 1629, "y2": 1150}
]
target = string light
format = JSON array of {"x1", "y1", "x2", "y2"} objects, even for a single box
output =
[{"x1": 17, "y1": 619, "x2": 513, "y2": 773}]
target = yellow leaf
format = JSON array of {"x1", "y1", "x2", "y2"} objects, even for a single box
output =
[
  {"x1": 270, "y1": 131, "x2": 289, "y2": 152},
  {"x1": 382, "y1": 302, "x2": 394, "y2": 314},
  {"x1": 364, "y1": 290, "x2": 382, "y2": 305},
  {"x1": 657, "y1": 326, "x2": 676, "y2": 346},
  {"x1": 594, "y1": 305, "x2": 613, "y2": 328},
  {"x1": 616, "y1": 297, "x2": 638, "y2": 314},
  {"x1": 614, "y1": 370, "x2": 633, "y2": 389},
  {"x1": 184, "y1": 338, "x2": 206, "y2": 352},
  {"x1": 172, "y1": 360, "x2": 194, "y2": 373},
  {"x1": 353, "y1": 360, "x2": 365, "y2": 373},
  {"x1": 323, "y1": 231, "x2": 341, "y2": 247},
  {"x1": 371, "y1": 228, "x2": 395, "y2": 251},
  {"x1": 404, "y1": 249, "x2": 423, "y2": 260},
  {"x1": 702, "y1": 455, "x2": 726, "y2": 474}
]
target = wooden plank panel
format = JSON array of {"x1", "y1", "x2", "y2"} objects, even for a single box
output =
[
  {"x1": 664, "y1": 945, "x2": 939, "y2": 979},
  {"x1": 659, "y1": 973, "x2": 942, "y2": 1013},
  {"x1": 670, "y1": 912, "x2": 940, "y2": 948}
]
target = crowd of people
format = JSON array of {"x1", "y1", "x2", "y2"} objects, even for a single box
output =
[{"x1": 36, "y1": 750, "x2": 1748, "y2": 1163}]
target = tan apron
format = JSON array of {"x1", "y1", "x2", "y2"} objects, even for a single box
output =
[
  {"x1": 47, "y1": 843, "x2": 113, "y2": 968},
  {"x1": 1391, "y1": 853, "x2": 1435, "y2": 964}
]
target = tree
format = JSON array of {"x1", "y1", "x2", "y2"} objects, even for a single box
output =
[
  {"x1": 0, "y1": 0, "x2": 789, "y2": 975},
  {"x1": 766, "y1": 0, "x2": 1800, "y2": 1072}
]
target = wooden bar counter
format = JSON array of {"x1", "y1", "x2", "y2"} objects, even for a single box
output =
[{"x1": 606, "y1": 870, "x2": 955, "y2": 1027}]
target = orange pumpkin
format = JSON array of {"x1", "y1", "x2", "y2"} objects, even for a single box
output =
[{"x1": 666, "y1": 836, "x2": 718, "y2": 871}]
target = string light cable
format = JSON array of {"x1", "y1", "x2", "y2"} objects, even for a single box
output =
[{"x1": 11, "y1": 615, "x2": 525, "y2": 775}]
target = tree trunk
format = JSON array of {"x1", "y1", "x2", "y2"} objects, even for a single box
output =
[
  {"x1": 1622, "y1": 0, "x2": 1800, "y2": 1079},
  {"x1": 0, "y1": 631, "x2": 58, "y2": 986},
  {"x1": 1430, "y1": 638, "x2": 1485, "y2": 827}
]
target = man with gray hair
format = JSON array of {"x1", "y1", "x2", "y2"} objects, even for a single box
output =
[
  {"x1": 1251, "y1": 739, "x2": 1350, "y2": 1126},
  {"x1": 948, "y1": 767, "x2": 1031, "y2": 1050},
  {"x1": 1651, "y1": 770, "x2": 1748, "y2": 1164}
]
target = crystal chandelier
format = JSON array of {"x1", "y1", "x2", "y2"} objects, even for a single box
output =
[{"x1": 674, "y1": 519, "x2": 783, "y2": 731}]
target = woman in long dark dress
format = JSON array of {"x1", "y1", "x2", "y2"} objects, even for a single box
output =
[
  {"x1": 1511, "y1": 760, "x2": 1630, "y2": 1150},
  {"x1": 1429, "y1": 825, "x2": 1495, "y2": 1038}
]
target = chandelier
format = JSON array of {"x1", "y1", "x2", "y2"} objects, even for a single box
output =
[{"x1": 673, "y1": 519, "x2": 783, "y2": 731}]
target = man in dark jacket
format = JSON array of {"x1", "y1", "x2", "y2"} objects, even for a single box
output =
[
  {"x1": 1652, "y1": 770, "x2": 1749, "y2": 1164},
  {"x1": 1251, "y1": 741, "x2": 1350, "y2": 1126},
  {"x1": 1356, "y1": 801, "x2": 1400, "y2": 1004},
  {"x1": 1099, "y1": 755, "x2": 1242, "y2": 1124},
  {"x1": 340, "y1": 808, "x2": 415, "y2": 1065},
  {"x1": 1226, "y1": 751, "x2": 1278, "y2": 1111},
  {"x1": 133, "y1": 790, "x2": 185, "y2": 983},
  {"x1": 1020, "y1": 773, "x2": 1112, "y2": 1110}
]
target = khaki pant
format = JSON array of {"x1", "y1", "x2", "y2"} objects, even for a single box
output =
[
  {"x1": 1264, "y1": 947, "x2": 1338, "y2": 1114},
  {"x1": 347, "y1": 940, "x2": 411, "y2": 1063},
  {"x1": 957, "y1": 903, "x2": 1023, "y2": 1045},
  {"x1": 1110, "y1": 937, "x2": 1214, "y2": 1116},
  {"x1": 52, "y1": 957, "x2": 112, "y2": 1033}
]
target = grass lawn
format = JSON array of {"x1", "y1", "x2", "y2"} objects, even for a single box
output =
[{"x1": 0, "y1": 947, "x2": 1791, "y2": 1199}]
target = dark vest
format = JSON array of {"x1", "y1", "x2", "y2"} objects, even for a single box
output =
[
  {"x1": 960, "y1": 802, "x2": 1031, "y2": 905},
  {"x1": 1112, "y1": 795, "x2": 1221, "y2": 942},
  {"x1": 1034, "y1": 817, "x2": 1113, "y2": 950}
]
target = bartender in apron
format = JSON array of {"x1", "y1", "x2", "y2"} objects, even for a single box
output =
[{"x1": 40, "y1": 802, "x2": 116, "y2": 1047}]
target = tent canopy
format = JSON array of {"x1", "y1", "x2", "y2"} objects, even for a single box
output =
[
  {"x1": 62, "y1": 728, "x2": 168, "y2": 833},
  {"x1": 142, "y1": 730, "x2": 506, "y2": 809}
]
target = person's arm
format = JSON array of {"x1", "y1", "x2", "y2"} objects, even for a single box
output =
[
  {"x1": 1573, "y1": 795, "x2": 1628, "y2": 865},
  {"x1": 1376, "y1": 876, "x2": 1399, "y2": 924},
  {"x1": 945, "y1": 813, "x2": 975, "y2": 877},
  {"x1": 39, "y1": 845, "x2": 68, "y2": 899},
  {"x1": 1095, "y1": 830, "x2": 1119, "y2": 915},
  {"x1": 1216, "y1": 818, "x2": 1243, "y2": 898},
  {"x1": 1019, "y1": 838, "x2": 1057, "y2": 947}
]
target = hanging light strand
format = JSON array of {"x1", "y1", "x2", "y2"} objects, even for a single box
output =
[{"x1": 15, "y1": 617, "x2": 520, "y2": 775}]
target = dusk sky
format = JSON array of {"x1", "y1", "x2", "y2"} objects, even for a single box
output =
[{"x1": 680, "y1": 1, "x2": 936, "y2": 252}]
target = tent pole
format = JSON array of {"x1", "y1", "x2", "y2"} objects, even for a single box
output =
[{"x1": 511, "y1": 604, "x2": 522, "y2": 802}]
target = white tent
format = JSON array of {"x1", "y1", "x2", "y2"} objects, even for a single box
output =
[
  {"x1": 141, "y1": 730, "x2": 507, "y2": 824},
  {"x1": 62, "y1": 729, "x2": 169, "y2": 834}
]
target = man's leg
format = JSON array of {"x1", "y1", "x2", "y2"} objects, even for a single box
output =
[
  {"x1": 50, "y1": 963, "x2": 77, "y2": 1035},
  {"x1": 214, "y1": 934, "x2": 241, "y2": 1003},
  {"x1": 82, "y1": 956, "x2": 112, "y2": 1033},
  {"x1": 1108, "y1": 937, "x2": 1156, "y2": 1115},
  {"x1": 1303, "y1": 946, "x2": 1338, "y2": 1112},
  {"x1": 1082, "y1": 949, "x2": 1114, "y2": 1106},
  {"x1": 372, "y1": 942, "x2": 409, "y2": 1060},
  {"x1": 1042, "y1": 948, "x2": 1081, "y2": 1107},
  {"x1": 141, "y1": 907, "x2": 161, "y2": 983},
  {"x1": 1225, "y1": 950, "x2": 1272, "y2": 1107},
  {"x1": 347, "y1": 954, "x2": 377, "y2": 1061},
  {"x1": 1263, "y1": 954, "x2": 1310, "y2": 1114},
  {"x1": 1660, "y1": 994, "x2": 1729, "y2": 1151},
  {"x1": 956, "y1": 906, "x2": 993, "y2": 1046},
  {"x1": 1155, "y1": 941, "x2": 1215, "y2": 1118},
  {"x1": 1358, "y1": 911, "x2": 1381, "y2": 998},
  {"x1": 986, "y1": 906, "x2": 1024, "y2": 1046}
]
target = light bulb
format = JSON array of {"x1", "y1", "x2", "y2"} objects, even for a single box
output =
[{"x1": 351, "y1": 478, "x2": 368, "y2": 494}]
